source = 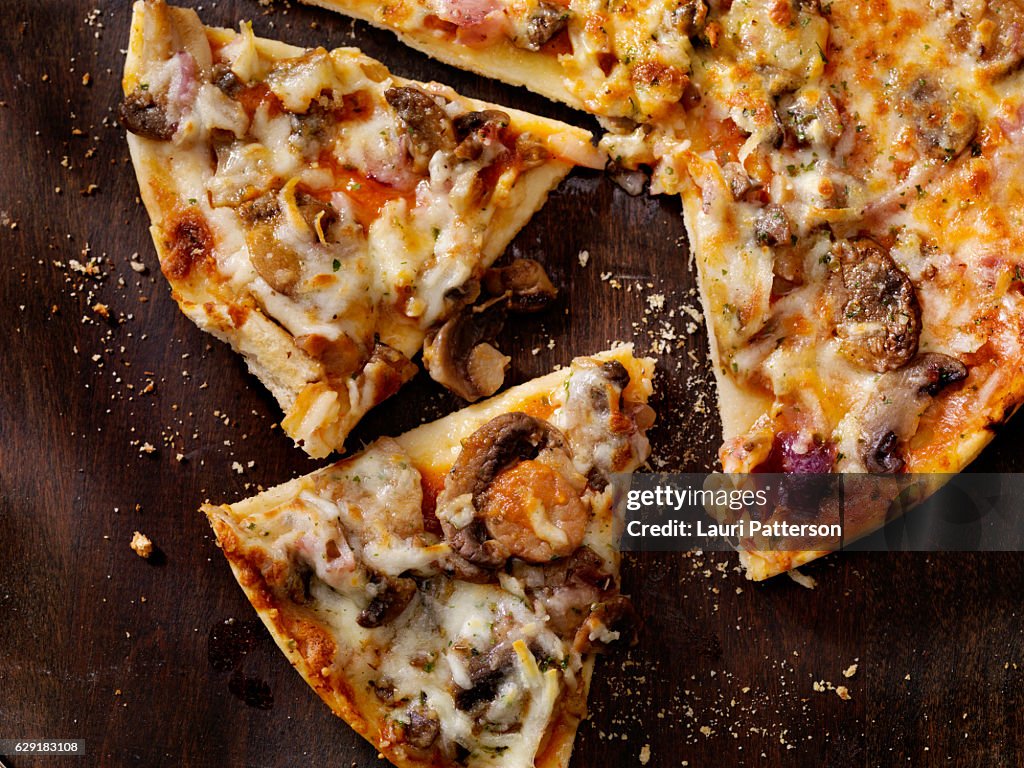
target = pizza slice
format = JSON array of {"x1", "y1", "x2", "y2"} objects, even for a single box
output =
[
  {"x1": 202, "y1": 346, "x2": 655, "y2": 768},
  {"x1": 298, "y1": 0, "x2": 704, "y2": 121},
  {"x1": 120, "y1": 0, "x2": 603, "y2": 458},
  {"x1": 601, "y1": 0, "x2": 1024, "y2": 578}
]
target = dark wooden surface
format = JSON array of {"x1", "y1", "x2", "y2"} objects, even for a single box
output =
[{"x1": 2, "y1": 2, "x2": 1024, "y2": 766}]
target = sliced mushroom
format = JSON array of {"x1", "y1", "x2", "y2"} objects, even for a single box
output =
[
  {"x1": 672, "y1": 0, "x2": 709, "y2": 35},
  {"x1": 356, "y1": 575, "x2": 418, "y2": 628},
  {"x1": 423, "y1": 295, "x2": 510, "y2": 402},
  {"x1": 854, "y1": 353, "x2": 968, "y2": 473},
  {"x1": 245, "y1": 222, "x2": 302, "y2": 295},
  {"x1": 777, "y1": 88, "x2": 843, "y2": 148},
  {"x1": 453, "y1": 109, "x2": 510, "y2": 161},
  {"x1": 385, "y1": 86, "x2": 456, "y2": 172},
  {"x1": 211, "y1": 62, "x2": 243, "y2": 98},
  {"x1": 834, "y1": 238, "x2": 921, "y2": 373},
  {"x1": 517, "y1": 2, "x2": 571, "y2": 50},
  {"x1": 483, "y1": 259, "x2": 558, "y2": 313},
  {"x1": 295, "y1": 192, "x2": 340, "y2": 244},
  {"x1": 512, "y1": 547, "x2": 613, "y2": 637},
  {"x1": 572, "y1": 595, "x2": 640, "y2": 654},
  {"x1": 903, "y1": 76, "x2": 978, "y2": 161},
  {"x1": 945, "y1": 0, "x2": 1024, "y2": 77},
  {"x1": 436, "y1": 412, "x2": 589, "y2": 569},
  {"x1": 402, "y1": 704, "x2": 441, "y2": 750},
  {"x1": 753, "y1": 204, "x2": 793, "y2": 247},
  {"x1": 514, "y1": 133, "x2": 552, "y2": 170},
  {"x1": 454, "y1": 642, "x2": 516, "y2": 714},
  {"x1": 607, "y1": 160, "x2": 650, "y2": 196},
  {"x1": 118, "y1": 89, "x2": 176, "y2": 141}
]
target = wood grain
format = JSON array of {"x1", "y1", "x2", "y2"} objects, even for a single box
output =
[{"x1": 1, "y1": 2, "x2": 1023, "y2": 766}]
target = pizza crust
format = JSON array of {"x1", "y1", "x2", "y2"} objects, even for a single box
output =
[{"x1": 301, "y1": 0, "x2": 582, "y2": 110}]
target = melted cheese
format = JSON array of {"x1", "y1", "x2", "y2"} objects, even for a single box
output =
[
  {"x1": 125, "y1": 3, "x2": 589, "y2": 457},
  {"x1": 206, "y1": 349, "x2": 655, "y2": 767}
]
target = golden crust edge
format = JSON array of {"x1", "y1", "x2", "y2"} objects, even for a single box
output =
[{"x1": 298, "y1": 0, "x2": 584, "y2": 112}]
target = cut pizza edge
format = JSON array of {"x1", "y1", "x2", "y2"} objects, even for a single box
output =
[
  {"x1": 300, "y1": 0, "x2": 584, "y2": 112},
  {"x1": 202, "y1": 345, "x2": 655, "y2": 768},
  {"x1": 122, "y1": 0, "x2": 603, "y2": 458}
]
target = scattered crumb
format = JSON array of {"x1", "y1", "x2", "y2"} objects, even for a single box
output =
[
  {"x1": 787, "y1": 569, "x2": 817, "y2": 589},
  {"x1": 835, "y1": 686, "x2": 851, "y2": 701},
  {"x1": 843, "y1": 664, "x2": 858, "y2": 679},
  {"x1": 639, "y1": 744, "x2": 651, "y2": 765},
  {"x1": 139, "y1": 442, "x2": 156, "y2": 455},
  {"x1": 577, "y1": 249, "x2": 590, "y2": 267},
  {"x1": 130, "y1": 531, "x2": 153, "y2": 559}
]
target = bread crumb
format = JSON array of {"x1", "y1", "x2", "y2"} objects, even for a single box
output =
[
  {"x1": 836, "y1": 686, "x2": 851, "y2": 701},
  {"x1": 130, "y1": 531, "x2": 153, "y2": 559},
  {"x1": 843, "y1": 664, "x2": 858, "y2": 678},
  {"x1": 578, "y1": 249, "x2": 589, "y2": 267},
  {"x1": 139, "y1": 442, "x2": 156, "y2": 454},
  {"x1": 787, "y1": 568, "x2": 816, "y2": 589},
  {"x1": 639, "y1": 744, "x2": 651, "y2": 765}
]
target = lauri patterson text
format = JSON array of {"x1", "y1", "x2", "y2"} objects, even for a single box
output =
[{"x1": 627, "y1": 519, "x2": 843, "y2": 539}]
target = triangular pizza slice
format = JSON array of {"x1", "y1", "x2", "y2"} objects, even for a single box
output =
[
  {"x1": 120, "y1": 0, "x2": 603, "y2": 457},
  {"x1": 599, "y1": 0, "x2": 1024, "y2": 578},
  {"x1": 202, "y1": 346, "x2": 655, "y2": 768}
]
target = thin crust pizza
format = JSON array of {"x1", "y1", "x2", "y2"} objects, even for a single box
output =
[
  {"x1": 600, "y1": 0, "x2": 1024, "y2": 577},
  {"x1": 120, "y1": 0, "x2": 603, "y2": 458},
  {"x1": 306, "y1": 0, "x2": 1024, "y2": 578},
  {"x1": 202, "y1": 346, "x2": 655, "y2": 767}
]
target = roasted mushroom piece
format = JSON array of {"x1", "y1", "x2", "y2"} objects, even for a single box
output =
[
  {"x1": 902, "y1": 76, "x2": 978, "y2": 161},
  {"x1": 555, "y1": 359, "x2": 655, "y2": 489},
  {"x1": 385, "y1": 86, "x2": 456, "y2": 172},
  {"x1": 483, "y1": 258, "x2": 559, "y2": 313},
  {"x1": 852, "y1": 353, "x2": 968, "y2": 473},
  {"x1": 672, "y1": 0, "x2": 709, "y2": 35},
  {"x1": 512, "y1": 547, "x2": 613, "y2": 636},
  {"x1": 572, "y1": 595, "x2": 641, "y2": 654},
  {"x1": 833, "y1": 237, "x2": 921, "y2": 373},
  {"x1": 118, "y1": 88, "x2": 176, "y2": 141},
  {"x1": 423, "y1": 295, "x2": 510, "y2": 402},
  {"x1": 945, "y1": 0, "x2": 1024, "y2": 78},
  {"x1": 453, "y1": 109, "x2": 510, "y2": 161},
  {"x1": 777, "y1": 88, "x2": 843, "y2": 148},
  {"x1": 356, "y1": 575, "x2": 418, "y2": 628},
  {"x1": 516, "y1": 2, "x2": 571, "y2": 50},
  {"x1": 402, "y1": 704, "x2": 441, "y2": 750},
  {"x1": 435, "y1": 412, "x2": 590, "y2": 570}
]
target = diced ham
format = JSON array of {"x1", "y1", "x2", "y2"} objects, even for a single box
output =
[{"x1": 435, "y1": 0, "x2": 510, "y2": 46}]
